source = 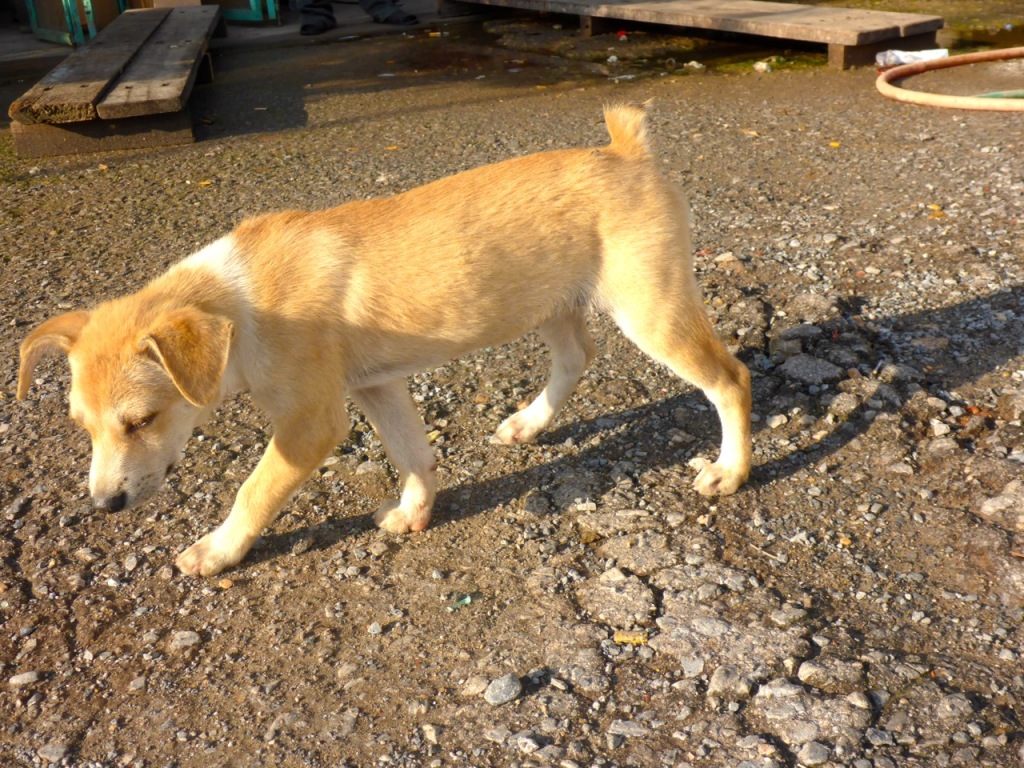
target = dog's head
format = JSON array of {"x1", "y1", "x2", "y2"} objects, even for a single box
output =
[{"x1": 18, "y1": 303, "x2": 233, "y2": 512}]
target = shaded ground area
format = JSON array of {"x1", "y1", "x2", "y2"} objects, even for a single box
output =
[{"x1": 1, "y1": 13, "x2": 1023, "y2": 768}]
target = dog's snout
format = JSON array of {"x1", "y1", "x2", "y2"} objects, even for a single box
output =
[{"x1": 95, "y1": 492, "x2": 128, "y2": 512}]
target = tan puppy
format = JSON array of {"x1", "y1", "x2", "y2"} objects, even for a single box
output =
[{"x1": 18, "y1": 105, "x2": 751, "y2": 577}]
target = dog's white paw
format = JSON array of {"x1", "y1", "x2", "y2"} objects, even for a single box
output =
[
  {"x1": 492, "y1": 410, "x2": 546, "y2": 445},
  {"x1": 176, "y1": 527, "x2": 251, "y2": 576},
  {"x1": 692, "y1": 460, "x2": 747, "y2": 497},
  {"x1": 373, "y1": 499, "x2": 431, "y2": 534}
]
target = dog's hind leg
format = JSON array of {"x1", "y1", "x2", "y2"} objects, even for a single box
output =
[
  {"x1": 604, "y1": 265, "x2": 751, "y2": 496},
  {"x1": 493, "y1": 309, "x2": 596, "y2": 445},
  {"x1": 351, "y1": 380, "x2": 437, "y2": 534},
  {"x1": 176, "y1": 404, "x2": 349, "y2": 576}
]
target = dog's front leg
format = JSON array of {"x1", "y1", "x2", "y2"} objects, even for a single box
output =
[{"x1": 176, "y1": 413, "x2": 346, "y2": 576}]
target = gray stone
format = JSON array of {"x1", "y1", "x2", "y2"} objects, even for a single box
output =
[
  {"x1": 607, "y1": 719, "x2": 646, "y2": 737},
  {"x1": 37, "y1": 743, "x2": 68, "y2": 764},
  {"x1": 977, "y1": 479, "x2": 1024, "y2": 532},
  {"x1": 777, "y1": 719, "x2": 820, "y2": 746},
  {"x1": 169, "y1": 630, "x2": 201, "y2": 651},
  {"x1": 937, "y1": 693, "x2": 975, "y2": 720},
  {"x1": 483, "y1": 673, "x2": 522, "y2": 705},
  {"x1": 707, "y1": 664, "x2": 753, "y2": 701},
  {"x1": 484, "y1": 726, "x2": 511, "y2": 743},
  {"x1": 865, "y1": 727, "x2": 895, "y2": 746},
  {"x1": 797, "y1": 741, "x2": 831, "y2": 766},
  {"x1": 779, "y1": 354, "x2": 843, "y2": 385},
  {"x1": 8, "y1": 670, "x2": 40, "y2": 687},
  {"x1": 511, "y1": 730, "x2": 540, "y2": 753},
  {"x1": 797, "y1": 658, "x2": 866, "y2": 694},
  {"x1": 534, "y1": 744, "x2": 567, "y2": 762}
]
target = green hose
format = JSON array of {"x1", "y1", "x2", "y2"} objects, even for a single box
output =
[{"x1": 975, "y1": 90, "x2": 1024, "y2": 99}]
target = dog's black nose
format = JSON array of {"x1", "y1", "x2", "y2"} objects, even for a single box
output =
[{"x1": 96, "y1": 492, "x2": 128, "y2": 512}]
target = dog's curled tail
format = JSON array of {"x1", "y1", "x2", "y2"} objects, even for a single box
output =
[{"x1": 603, "y1": 103, "x2": 650, "y2": 159}]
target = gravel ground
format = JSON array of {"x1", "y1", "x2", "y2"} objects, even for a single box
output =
[{"x1": 1, "y1": 26, "x2": 1023, "y2": 768}]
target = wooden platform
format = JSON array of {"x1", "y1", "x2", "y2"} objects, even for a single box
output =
[
  {"x1": 8, "y1": 6, "x2": 222, "y2": 158},
  {"x1": 462, "y1": 0, "x2": 944, "y2": 69}
]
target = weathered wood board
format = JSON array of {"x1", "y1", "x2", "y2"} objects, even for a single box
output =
[
  {"x1": 9, "y1": 7, "x2": 223, "y2": 158},
  {"x1": 8, "y1": 9, "x2": 172, "y2": 125},
  {"x1": 459, "y1": 0, "x2": 943, "y2": 68},
  {"x1": 97, "y1": 6, "x2": 221, "y2": 120}
]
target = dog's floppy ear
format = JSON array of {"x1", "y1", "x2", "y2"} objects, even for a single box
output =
[
  {"x1": 138, "y1": 307, "x2": 234, "y2": 408},
  {"x1": 18, "y1": 311, "x2": 91, "y2": 400}
]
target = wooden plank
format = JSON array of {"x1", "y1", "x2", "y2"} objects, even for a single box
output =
[
  {"x1": 10, "y1": 110, "x2": 194, "y2": 159},
  {"x1": 461, "y1": 0, "x2": 942, "y2": 47},
  {"x1": 97, "y1": 7, "x2": 221, "y2": 120},
  {"x1": 8, "y1": 9, "x2": 172, "y2": 126}
]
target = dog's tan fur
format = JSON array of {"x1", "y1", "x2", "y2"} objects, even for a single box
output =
[{"x1": 18, "y1": 105, "x2": 751, "y2": 576}]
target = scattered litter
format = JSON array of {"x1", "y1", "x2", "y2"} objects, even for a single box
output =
[
  {"x1": 447, "y1": 593, "x2": 476, "y2": 612},
  {"x1": 753, "y1": 61, "x2": 772, "y2": 73},
  {"x1": 617, "y1": 31, "x2": 628, "y2": 42},
  {"x1": 875, "y1": 49, "x2": 948, "y2": 67},
  {"x1": 613, "y1": 630, "x2": 649, "y2": 646}
]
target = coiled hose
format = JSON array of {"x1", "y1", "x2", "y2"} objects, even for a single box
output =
[{"x1": 876, "y1": 46, "x2": 1024, "y2": 111}]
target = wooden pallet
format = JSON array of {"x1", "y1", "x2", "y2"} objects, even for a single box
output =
[
  {"x1": 8, "y1": 6, "x2": 222, "y2": 158},
  {"x1": 460, "y1": 0, "x2": 944, "y2": 69}
]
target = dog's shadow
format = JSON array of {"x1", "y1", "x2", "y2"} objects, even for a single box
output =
[{"x1": 250, "y1": 284, "x2": 1024, "y2": 565}]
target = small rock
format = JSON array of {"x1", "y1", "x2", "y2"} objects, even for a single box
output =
[
  {"x1": 770, "y1": 604, "x2": 808, "y2": 628},
  {"x1": 511, "y1": 730, "x2": 540, "y2": 753},
  {"x1": 9, "y1": 670, "x2": 40, "y2": 687},
  {"x1": 483, "y1": 673, "x2": 522, "y2": 705},
  {"x1": 707, "y1": 664, "x2": 753, "y2": 701},
  {"x1": 937, "y1": 693, "x2": 974, "y2": 720},
  {"x1": 484, "y1": 725, "x2": 511, "y2": 743},
  {"x1": 977, "y1": 479, "x2": 1024, "y2": 532},
  {"x1": 779, "y1": 354, "x2": 843, "y2": 386},
  {"x1": 797, "y1": 658, "x2": 866, "y2": 694},
  {"x1": 37, "y1": 743, "x2": 68, "y2": 764},
  {"x1": 608, "y1": 719, "x2": 646, "y2": 737},
  {"x1": 169, "y1": 630, "x2": 201, "y2": 651},
  {"x1": 355, "y1": 461, "x2": 385, "y2": 475},
  {"x1": 534, "y1": 744, "x2": 567, "y2": 761},
  {"x1": 462, "y1": 675, "x2": 489, "y2": 696},
  {"x1": 797, "y1": 741, "x2": 831, "y2": 766},
  {"x1": 421, "y1": 723, "x2": 441, "y2": 744}
]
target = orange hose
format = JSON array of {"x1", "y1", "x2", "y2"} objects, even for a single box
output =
[{"x1": 876, "y1": 46, "x2": 1024, "y2": 111}]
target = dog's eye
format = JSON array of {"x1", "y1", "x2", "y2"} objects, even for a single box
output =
[{"x1": 124, "y1": 413, "x2": 157, "y2": 435}]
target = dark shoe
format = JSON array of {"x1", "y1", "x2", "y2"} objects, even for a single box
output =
[
  {"x1": 375, "y1": 9, "x2": 418, "y2": 25},
  {"x1": 300, "y1": 16, "x2": 337, "y2": 34}
]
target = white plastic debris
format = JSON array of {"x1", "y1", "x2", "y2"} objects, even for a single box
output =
[{"x1": 875, "y1": 49, "x2": 948, "y2": 67}]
